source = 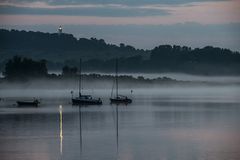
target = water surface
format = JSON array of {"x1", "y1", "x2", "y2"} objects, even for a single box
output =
[{"x1": 0, "y1": 87, "x2": 240, "y2": 160}]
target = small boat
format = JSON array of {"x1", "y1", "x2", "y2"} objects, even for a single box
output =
[
  {"x1": 110, "y1": 59, "x2": 132, "y2": 104},
  {"x1": 110, "y1": 95, "x2": 132, "y2": 104},
  {"x1": 17, "y1": 99, "x2": 40, "y2": 106},
  {"x1": 72, "y1": 59, "x2": 102, "y2": 105},
  {"x1": 72, "y1": 95, "x2": 102, "y2": 105}
]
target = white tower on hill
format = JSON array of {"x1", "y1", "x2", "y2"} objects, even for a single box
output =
[{"x1": 58, "y1": 26, "x2": 63, "y2": 35}]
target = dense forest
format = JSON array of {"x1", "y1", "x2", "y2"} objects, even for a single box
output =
[
  {"x1": 0, "y1": 29, "x2": 240, "y2": 75},
  {"x1": 3, "y1": 56, "x2": 48, "y2": 80},
  {"x1": 0, "y1": 29, "x2": 146, "y2": 61},
  {"x1": 1, "y1": 56, "x2": 179, "y2": 86}
]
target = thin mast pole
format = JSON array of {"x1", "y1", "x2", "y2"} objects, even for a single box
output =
[
  {"x1": 116, "y1": 58, "x2": 118, "y2": 98},
  {"x1": 79, "y1": 58, "x2": 82, "y2": 98}
]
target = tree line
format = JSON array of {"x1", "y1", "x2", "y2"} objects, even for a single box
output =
[
  {"x1": 0, "y1": 29, "x2": 240, "y2": 75},
  {"x1": 3, "y1": 56, "x2": 48, "y2": 80},
  {"x1": 56, "y1": 45, "x2": 240, "y2": 75},
  {"x1": 2, "y1": 56, "x2": 179, "y2": 85},
  {"x1": 0, "y1": 29, "x2": 145, "y2": 61}
]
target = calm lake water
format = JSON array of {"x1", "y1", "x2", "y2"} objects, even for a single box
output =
[{"x1": 0, "y1": 87, "x2": 240, "y2": 160}]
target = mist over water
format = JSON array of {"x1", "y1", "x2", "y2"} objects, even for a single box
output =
[
  {"x1": 0, "y1": 77, "x2": 240, "y2": 160},
  {"x1": 49, "y1": 71, "x2": 240, "y2": 83}
]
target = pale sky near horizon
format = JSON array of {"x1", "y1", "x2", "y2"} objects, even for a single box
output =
[{"x1": 0, "y1": 0, "x2": 240, "y2": 51}]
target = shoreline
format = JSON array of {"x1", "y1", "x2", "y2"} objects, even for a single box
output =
[{"x1": 0, "y1": 75, "x2": 239, "y2": 90}]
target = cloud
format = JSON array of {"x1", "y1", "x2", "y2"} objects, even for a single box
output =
[
  {"x1": 0, "y1": 0, "x2": 237, "y2": 18},
  {"x1": 0, "y1": 4, "x2": 169, "y2": 17},
  {"x1": 0, "y1": 0, "x2": 229, "y2": 6},
  {"x1": 0, "y1": 0, "x2": 238, "y2": 24}
]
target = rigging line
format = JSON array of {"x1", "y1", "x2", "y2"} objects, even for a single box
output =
[
  {"x1": 116, "y1": 58, "x2": 118, "y2": 98},
  {"x1": 79, "y1": 58, "x2": 82, "y2": 98}
]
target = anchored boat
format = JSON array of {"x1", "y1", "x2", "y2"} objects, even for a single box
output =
[
  {"x1": 72, "y1": 59, "x2": 102, "y2": 105},
  {"x1": 72, "y1": 95, "x2": 102, "y2": 105},
  {"x1": 110, "y1": 59, "x2": 132, "y2": 104},
  {"x1": 17, "y1": 99, "x2": 40, "y2": 106}
]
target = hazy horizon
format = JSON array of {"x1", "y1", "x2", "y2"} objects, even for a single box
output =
[
  {"x1": 0, "y1": 0, "x2": 240, "y2": 51},
  {"x1": 1, "y1": 1, "x2": 240, "y2": 160}
]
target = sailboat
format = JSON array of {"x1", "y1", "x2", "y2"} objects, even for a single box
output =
[
  {"x1": 110, "y1": 59, "x2": 132, "y2": 104},
  {"x1": 17, "y1": 99, "x2": 40, "y2": 106},
  {"x1": 72, "y1": 59, "x2": 102, "y2": 105}
]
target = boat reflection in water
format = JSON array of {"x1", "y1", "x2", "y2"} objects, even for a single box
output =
[
  {"x1": 58, "y1": 104, "x2": 82, "y2": 159},
  {"x1": 78, "y1": 105, "x2": 82, "y2": 156},
  {"x1": 59, "y1": 105, "x2": 63, "y2": 157},
  {"x1": 115, "y1": 105, "x2": 119, "y2": 156}
]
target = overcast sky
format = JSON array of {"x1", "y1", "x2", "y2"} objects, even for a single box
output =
[{"x1": 0, "y1": 0, "x2": 239, "y2": 51}]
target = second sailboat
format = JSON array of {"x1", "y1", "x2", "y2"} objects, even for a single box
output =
[{"x1": 110, "y1": 59, "x2": 132, "y2": 104}]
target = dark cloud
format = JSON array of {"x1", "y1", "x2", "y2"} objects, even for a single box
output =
[
  {"x1": 0, "y1": 0, "x2": 227, "y2": 5},
  {"x1": 0, "y1": 0, "x2": 228, "y2": 17},
  {"x1": 0, "y1": 5, "x2": 169, "y2": 17}
]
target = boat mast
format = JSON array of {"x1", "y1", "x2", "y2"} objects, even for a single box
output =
[
  {"x1": 79, "y1": 58, "x2": 82, "y2": 98},
  {"x1": 116, "y1": 58, "x2": 118, "y2": 98}
]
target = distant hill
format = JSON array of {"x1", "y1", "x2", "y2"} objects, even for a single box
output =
[
  {"x1": 1, "y1": 29, "x2": 240, "y2": 75},
  {"x1": 0, "y1": 29, "x2": 146, "y2": 62},
  {"x1": 79, "y1": 45, "x2": 240, "y2": 75}
]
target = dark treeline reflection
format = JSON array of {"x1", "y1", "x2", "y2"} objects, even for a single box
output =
[{"x1": 0, "y1": 29, "x2": 240, "y2": 75}]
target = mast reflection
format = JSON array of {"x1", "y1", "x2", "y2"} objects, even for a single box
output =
[
  {"x1": 116, "y1": 105, "x2": 119, "y2": 153},
  {"x1": 79, "y1": 105, "x2": 82, "y2": 155}
]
